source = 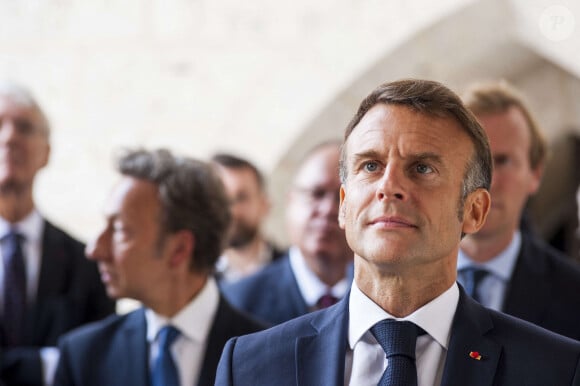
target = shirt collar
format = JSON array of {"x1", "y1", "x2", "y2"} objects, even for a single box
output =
[
  {"x1": 288, "y1": 246, "x2": 349, "y2": 306},
  {"x1": 348, "y1": 280, "x2": 459, "y2": 350},
  {"x1": 145, "y1": 276, "x2": 220, "y2": 344},
  {"x1": 0, "y1": 210, "x2": 43, "y2": 243},
  {"x1": 458, "y1": 231, "x2": 521, "y2": 281}
]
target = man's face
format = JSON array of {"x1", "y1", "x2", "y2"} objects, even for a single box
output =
[
  {"x1": 216, "y1": 166, "x2": 269, "y2": 248},
  {"x1": 286, "y1": 145, "x2": 350, "y2": 264},
  {"x1": 339, "y1": 104, "x2": 482, "y2": 272},
  {"x1": 0, "y1": 97, "x2": 50, "y2": 191},
  {"x1": 474, "y1": 107, "x2": 541, "y2": 240},
  {"x1": 86, "y1": 177, "x2": 171, "y2": 301}
]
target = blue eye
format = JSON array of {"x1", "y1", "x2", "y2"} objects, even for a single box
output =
[
  {"x1": 416, "y1": 164, "x2": 433, "y2": 174},
  {"x1": 364, "y1": 162, "x2": 379, "y2": 172}
]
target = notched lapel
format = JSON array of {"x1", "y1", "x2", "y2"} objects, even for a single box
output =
[
  {"x1": 120, "y1": 310, "x2": 149, "y2": 386},
  {"x1": 441, "y1": 289, "x2": 501, "y2": 386},
  {"x1": 295, "y1": 298, "x2": 349, "y2": 386}
]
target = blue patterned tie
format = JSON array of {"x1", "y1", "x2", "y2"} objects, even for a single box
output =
[
  {"x1": 2, "y1": 230, "x2": 26, "y2": 347},
  {"x1": 151, "y1": 325, "x2": 181, "y2": 386},
  {"x1": 371, "y1": 319, "x2": 423, "y2": 386}
]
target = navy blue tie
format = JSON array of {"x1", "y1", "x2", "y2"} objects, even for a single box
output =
[
  {"x1": 151, "y1": 325, "x2": 181, "y2": 386},
  {"x1": 462, "y1": 267, "x2": 489, "y2": 303},
  {"x1": 2, "y1": 230, "x2": 26, "y2": 347},
  {"x1": 371, "y1": 319, "x2": 423, "y2": 386}
]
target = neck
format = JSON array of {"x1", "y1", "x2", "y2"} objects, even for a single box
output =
[
  {"x1": 0, "y1": 187, "x2": 35, "y2": 223},
  {"x1": 355, "y1": 256, "x2": 456, "y2": 317},
  {"x1": 304, "y1": 251, "x2": 350, "y2": 287},
  {"x1": 224, "y1": 237, "x2": 268, "y2": 275},
  {"x1": 147, "y1": 273, "x2": 208, "y2": 318},
  {"x1": 460, "y1": 231, "x2": 515, "y2": 263}
]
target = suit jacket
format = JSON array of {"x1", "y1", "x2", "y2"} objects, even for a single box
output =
[
  {"x1": 221, "y1": 253, "x2": 308, "y2": 325},
  {"x1": 216, "y1": 287, "x2": 580, "y2": 386},
  {"x1": 54, "y1": 296, "x2": 264, "y2": 386},
  {"x1": 0, "y1": 220, "x2": 115, "y2": 386},
  {"x1": 222, "y1": 252, "x2": 353, "y2": 326},
  {"x1": 501, "y1": 233, "x2": 580, "y2": 340}
]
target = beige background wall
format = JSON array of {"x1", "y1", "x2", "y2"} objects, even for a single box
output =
[{"x1": 0, "y1": 0, "x2": 578, "y2": 246}]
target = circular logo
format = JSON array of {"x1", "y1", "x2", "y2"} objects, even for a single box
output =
[{"x1": 539, "y1": 5, "x2": 576, "y2": 41}]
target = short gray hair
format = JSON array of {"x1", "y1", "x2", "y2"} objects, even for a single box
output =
[{"x1": 0, "y1": 81, "x2": 50, "y2": 137}]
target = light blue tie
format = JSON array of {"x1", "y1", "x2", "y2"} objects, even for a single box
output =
[{"x1": 151, "y1": 325, "x2": 180, "y2": 386}]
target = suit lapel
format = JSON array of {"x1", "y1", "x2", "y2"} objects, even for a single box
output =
[
  {"x1": 502, "y1": 235, "x2": 550, "y2": 323},
  {"x1": 197, "y1": 297, "x2": 234, "y2": 386},
  {"x1": 26, "y1": 221, "x2": 69, "y2": 344},
  {"x1": 119, "y1": 309, "x2": 150, "y2": 386},
  {"x1": 295, "y1": 296, "x2": 349, "y2": 385},
  {"x1": 441, "y1": 288, "x2": 501, "y2": 386},
  {"x1": 281, "y1": 257, "x2": 309, "y2": 317}
]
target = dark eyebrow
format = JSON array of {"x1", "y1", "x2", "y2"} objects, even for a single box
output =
[
  {"x1": 351, "y1": 150, "x2": 383, "y2": 166},
  {"x1": 410, "y1": 152, "x2": 443, "y2": 165}
]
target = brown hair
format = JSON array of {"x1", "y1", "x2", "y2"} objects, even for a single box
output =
[
  {"x1": 340, "y1": 79, "x2": 492, "y2": 201},
  {"x1": 463, "y1": 80, "x2": 547, "y2": 170},
  {"x1": 117, "y1": 148, "x2": 231, "y2": 274}
]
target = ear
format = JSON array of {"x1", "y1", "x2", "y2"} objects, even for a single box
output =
[
  {"x1": 259, "y1": 192, "x2": 271, "y2": 217},
  {"x1": 338, "y1": 185, "x2": 347, "y2": 229},
  {"x1": 168, "y1": 230, "x2": 195, "y2": 269},
  {"x1": 462, "y1": 188, "x2": 491, "y2": 235},
  {"x1": 40, "y1": 142, "x2": 51, "y2": 169},
  {"x1": 528, "y1": 164, "x2": 544, "y2": 195}
]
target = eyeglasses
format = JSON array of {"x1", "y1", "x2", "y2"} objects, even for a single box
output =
[{"x1": 292, "y1": 186, "x2": 340, "y2": 204}]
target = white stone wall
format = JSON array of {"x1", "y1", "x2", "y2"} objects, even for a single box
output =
[{"x1": 0, "y1": 0, "x2": 577, "y2": 245}]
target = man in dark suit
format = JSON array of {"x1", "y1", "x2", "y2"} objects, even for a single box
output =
[
  {"x1": 221, "y1": 142, "x2": 353, "y2": 325},
  {"x1": 0, "y1": 82, "x2": 115, "y2": 386},
  {"x1": 216, "y1": 79, "x2": 580, "y2": 385},
  {"x1": 458, "y1": 81, "x2": 580, "y2": 340},
  {"x1": 211, "y1": 153, "x2": 284, "y2": 283},
  {"x1": 54, "y1": 149, "x2": 263, "y2": 386}
]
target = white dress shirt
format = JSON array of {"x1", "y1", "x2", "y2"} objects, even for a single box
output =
[
  {"x1": 458, "y1": 231, "x2": 521, "y2": 310},
  {"x1": 288, "y1": 246, "x2": 349, "y2": 307},
  {"x1": 346, "y1": 281, "x2": 459, "y2": 386},
  {"x1": 146, "y1": 276, "x2": 220, "y2": 386}
]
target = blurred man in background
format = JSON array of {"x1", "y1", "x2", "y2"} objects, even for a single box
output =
[
  {"x1": 54, "y1": 149, "x2": 263, "y2": 386},
  {"x1": 0, "y1": 82, "x2": 114, "y2": 386},
  {"x1": 211, "y1": 153, "x2": 283, "y2": 283},
  {"x1": 222, "y1": 141, "x2": 353, "y2": 325},
  {"x1": 458, "y1": 81, "x2": 580, "y2": 340}
]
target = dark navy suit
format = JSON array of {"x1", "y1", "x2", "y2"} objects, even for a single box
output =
[
  {"x1": 0, "y1": 221, "x2": 115, "y2": 386},
  {"x1": 500, "y1": 233, "x2": 580, "y2": 340},
  {"x1": 216, "y1": 287, "x2": 580, "y2": 386},
  {"x1": 222, "y1": 253, "x2": 352, "y2": 325},
  {"x1": 221, "y1": 253, "x2": 308, "y2": 325},
  {"x1": 54, "y1": 296, "x2": 264, "y2": 386}
]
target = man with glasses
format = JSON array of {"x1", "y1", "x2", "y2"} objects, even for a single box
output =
[{"x1": 222, "y1": 141, "x2": 353, "y2": 325}]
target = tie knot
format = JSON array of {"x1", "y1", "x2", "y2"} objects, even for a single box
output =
[
  {"x1": 371, "y1": 320, "x2": 423, "y2": 359},
  {"x1": 316, "y1": 293, "x2": 339, "y2": 309},
  {"x1": 463, "y1": 267, "x2": 489, "y2": 283},
  {"x1": 3, "y1": 230, "x2": 24, "y2": 248},
  {"x1": 157, "y1": 325, "x2": 180, "y2": 350}
]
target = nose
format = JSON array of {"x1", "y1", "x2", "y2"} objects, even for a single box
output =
[
  {"x1": 85, "y1": 229, "x2": 111, "y2": 262},
  {"x1": 376, "y1": 164, "x2": 406, "y2": 202},
  {"x1": 0, "y1": 120, "x2": 19, "y2": 144}
]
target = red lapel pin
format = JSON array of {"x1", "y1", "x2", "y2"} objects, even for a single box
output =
[{"x1": 469, "y1": 351, "x2": 482, "y2": 360}]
